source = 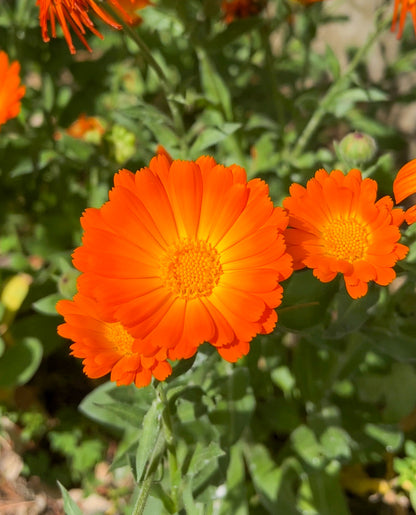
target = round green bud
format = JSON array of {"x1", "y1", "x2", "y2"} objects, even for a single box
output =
[{"x1": 338, "y1": 132, "x2": 377, "y2": 166}]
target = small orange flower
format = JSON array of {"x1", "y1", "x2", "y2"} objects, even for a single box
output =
[
  {"x1": 221, "y1": 0, "x2": 265, "y2": 24},
  {"x1": 66, "y1": 113, "x2": 105, "y2": 141},
  {"x1": 283, "y1": 169, "x2": 408, "y2": 299},
  {"x1": 391, "y1": 0, "x2": 416, "y2": 38},
  {"x1": 60, "y1": 155, "x2": 292, "y2": 378},
  {"x1": 0, "y1": 51, "x2": 25, "y2": 129},
  {"x1": 393, "y1": 159, "x2": 416, "y2": 224},
  {"x1": 57, "y1": 293, "x2": 171, "y2": 387},
  {"x1": 37, "y1": 0, "x2": 151, "y2": 54}
]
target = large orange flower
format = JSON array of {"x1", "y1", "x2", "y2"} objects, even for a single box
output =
[
  {"x1": 67, "y1": 155, "x2": 292, "y2": 367},
  {"x1": 283, "y1": 169, "x2": 408, "y2": 299},
  {"x1": 0, "y1": 51, "x2": 25, "y2": 128},
  {"x1": 221, "y1": 0, "x2": 265, "y2": 24},
  {"x1": 37, "y1": 0, "x2": 151, "y2": 54},
  {"x1": 393, "y1": 159, "x2": 416, "y2": 224},
  {"x1": 391, "y1": 0, "x2": 416, "y2": 38},
  {"x1": 57, "y1": 293, "x2": 171, "y2": 387}
]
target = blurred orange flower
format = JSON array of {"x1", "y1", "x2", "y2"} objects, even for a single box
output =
[
  {"x1": 37, "y1": 0, "x2": 151, "y2": 54},
  {"x1": 0, "y1": 51, "x2": 25, "y2": 128},
  {"x1": 66, "y1": 113, "x2": 105, "y2": 141},
  {"x1": 57, "y1": 293, "x2": 171, "y2": 387},
  {"x1": 221, "y1": 0, "x2": 265, "y2": 24},
  {"x1": 293, "y1": 0, "x2": 325, "y2": 4},
  {"x1": 66, "y1": 154, "x2": 292, "y2": 370},
  {"x1": 393, "y1": 159, "x2": 416, "y2": 224},
  {"x1": 283, "y1": 169, "x2": 408, "y2": 299},
  {"x1": 391, "y1": 0, "x2": 416, "y2": 38}
]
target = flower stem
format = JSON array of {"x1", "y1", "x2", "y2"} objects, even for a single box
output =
[{"x1": 286, "y1": 10, "x2": 391, "y2": 169}]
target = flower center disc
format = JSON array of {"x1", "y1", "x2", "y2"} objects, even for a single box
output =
[
  {"x1": 104, "y1": 322, "x2": 134, "y2": 355},
  {"x1": 321, "y1": 218, "x2": 369, "y2": 262},
  {"x1": 161, "y1": 239, "x2": 223, "y2": 299}
]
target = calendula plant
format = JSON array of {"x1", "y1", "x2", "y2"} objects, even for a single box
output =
[{"x1": 2, "y1": 0, "x2": 416, "y2": 514}]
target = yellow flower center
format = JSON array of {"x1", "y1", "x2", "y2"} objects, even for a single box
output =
[
  {"x1": 161, "y1": 239, "x2": 223, "y2": 299},
  {"x1": 104, "y1": 322, "x2": 134, "y2": 355},
  {"x1": 321, "y1": 218, "x2": 369, "y2": 262}
]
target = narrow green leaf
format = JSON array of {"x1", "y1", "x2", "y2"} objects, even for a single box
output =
[
  {"x1": 135, "y1": 399, "x2": 163, "y2": 482},
  {"x1": 307, "y1": 470, "x2": 350, "y2": 515},
  {"x1": 244, "y1": 444, "x2": 300, "y2": 515},
  {"x1": 57, "y1": 481, "x2": 83, "y2": 515},
  {"x1": 197, "y1": 49, "x2": 232, "y2": 119}
]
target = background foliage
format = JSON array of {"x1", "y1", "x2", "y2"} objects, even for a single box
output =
[{"x1": 2, "y1": 0, "x2": 416, "y2": 513}]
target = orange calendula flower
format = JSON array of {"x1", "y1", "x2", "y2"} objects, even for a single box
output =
[
  {"x1": 37, "y1": 0, "x2": 151, "y2": 54},
  {"x1": 0, "y1": 51, "x2": 25, "y2": 129},
  {"x1": 57, "y1": 293, "x2": 171, "y2": 387},
  {"x1": 221, "y1": 0, "x2": 265, "y2": 24},
  {"x1": 66, "y1": 155, "x2": 292, "y2": 369},
  {"x1": 393, "y1": 159, "x2": 416, "y2": 224},
  {"x1": 66, "y1": 113, "x2": 105, "y2": 142},
  {"x1": 392, "y1": 0, "x2": 416, "y2": 38},
  {"x1": 283, "y1": 169, "x2": 408, "y2": 299}
]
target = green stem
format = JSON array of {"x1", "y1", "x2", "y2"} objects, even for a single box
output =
[
  {"x1": 158, "y1": 383, "x2": 180, "y2": 511},
  {"x1": 260, "y1": 22, "x2": 285, "y2": 127},
  {"x1": 287, "y1": 11, "x2": 391, "y2": 167}
]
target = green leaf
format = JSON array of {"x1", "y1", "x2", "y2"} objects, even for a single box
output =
[
  {"x1": 135, "y1": 399, "x2": 163, "y2": 482},
  {"x1": 186, "y1": 441, "x2": 225, "y2": 479},
  {"x1": 325, "y1": 288, "x2": 379, "y2": 339},
  {"x1": 219, "y1": 443, "x2": 248, "y2": 515},
  {"x1": 307, "y1": 470, "x2": 350, "y2": 515},
  {"x1": 291, "y1": 425, "x2": 324, "y2": 469},
  {"x1": 57, "y1": 481, "x2": 83, "y2": 515},
  {"x1": 320, "y1": 427, "x2": 351, "y2": 462},
  {"x1": 244, "y1": 444, "x2": 300, "y2": 515},
  {"x1": 363, "y1": 327, "x2": 416, "y2": 362},
  {"x1": 197, "y1": 49, "x2": 232, "y2": 119},
  {"x1": 364, "y1": 424, "x2": 403, "y2": 452},
  {"x1": 79, "y1": 382, "x2": 153, "y2": 431},
  {"x1": 32, "y1": 293, "x2": 62, "y2": 316},
  {"x1": 278, "y1": 270, "x2": 337, "y2": 331},
  {"x1": 0, "y1": 337, "x2": 43, "y2": 388}
]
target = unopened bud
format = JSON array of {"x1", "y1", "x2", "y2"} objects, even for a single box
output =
[{"x1": 337, "y1": 132, "x2": 377, "y2": 166}]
